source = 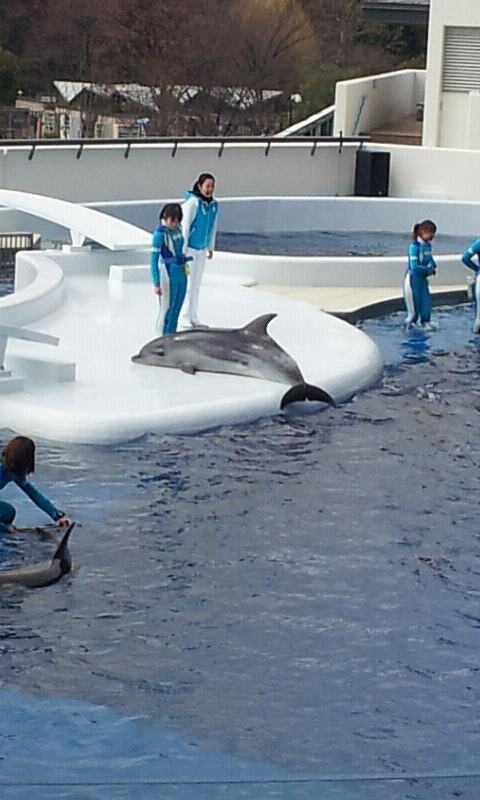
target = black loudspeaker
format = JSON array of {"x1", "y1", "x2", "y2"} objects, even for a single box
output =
[{"x1": 354, "y1": 150, "x2": 390, "y2": 197}]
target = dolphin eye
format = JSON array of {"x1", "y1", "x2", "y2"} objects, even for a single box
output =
[{"x1": 154, "y1": 347, "x2": 165, "y2": 356}]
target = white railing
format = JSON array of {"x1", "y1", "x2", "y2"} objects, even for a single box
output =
[
  {"x1": 275, "y1": 105, "x2": 335, "y2": 138},
  {"x1": 0, "y1": 323, "x2": 58, "y2": 370}
]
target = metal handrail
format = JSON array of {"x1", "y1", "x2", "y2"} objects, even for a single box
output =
[{"x1": 0, "y1": 134, "x2": 370, "y2": 148}]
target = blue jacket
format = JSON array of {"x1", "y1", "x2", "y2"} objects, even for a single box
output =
[
  {"x1": 0, "y1": 463, "x2": 63, "y2": 521},
  {"x1": 182, "y1": 191, "x2": 218, "y2": 251},
  {"x1": 150, "y1": 224, "x2": 187, "y2": 288},
  {"x1": 407, "y1": 238, "x2": 436, "y2": 277},
  {"x1": 462, "y1": 239, "x2": 480, "y2": 273}
]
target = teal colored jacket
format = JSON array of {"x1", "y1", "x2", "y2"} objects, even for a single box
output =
[
  {"x1": 0, "y1": 463, "x2": 63, "y2": 521},
  {"x1": 462, "y1": 239, "x2": 480, "y2": 273},
  {"x1": 182, "y1": 191, "x2": 218, "y2": 251}
]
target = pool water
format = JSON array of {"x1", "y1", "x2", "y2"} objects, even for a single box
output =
[
  {"x1": 217, "y1": 231, "x2": 472, "y2": 257},
  {"x1": 1, "y1": 304, "x2": 480, "y2": 799}
]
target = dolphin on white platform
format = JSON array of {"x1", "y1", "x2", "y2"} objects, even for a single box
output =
[
  {"x1": 0, "y1": 523, "x2": 75, "y2": 589},
  {"x1": 132, "y1": 313, "x2": 335, "y2": 409}
]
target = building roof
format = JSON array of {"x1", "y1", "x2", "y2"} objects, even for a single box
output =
[
  {"x1": 362, "y1": 0, "x2": 429, "y2": 25},
  {"x1": 53, "y1": 82, "x2": 282, "y2": 112}
]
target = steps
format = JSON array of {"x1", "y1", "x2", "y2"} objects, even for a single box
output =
[{"x1": 0, "y1": 370, "x2": 24, "y2": 394}]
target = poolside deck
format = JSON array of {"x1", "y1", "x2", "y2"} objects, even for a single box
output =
[{"x1": 256, "y1": 283, "x2": 467, "y2": 322}]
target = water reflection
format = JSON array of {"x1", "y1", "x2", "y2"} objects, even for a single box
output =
[{"x1": 400, "y1": 326, "x2": 432, "y2": 363}]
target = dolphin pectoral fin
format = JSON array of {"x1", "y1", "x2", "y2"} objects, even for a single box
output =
[
  {"x1": 180, "y1": 364, "x2": 197, "y2": 375},
  {"x1": 241, "y1": 314, "x2": 278, "y2": 336},
  {"x1": 280, "y1": 383, "x2": 336, "y2": 409}
]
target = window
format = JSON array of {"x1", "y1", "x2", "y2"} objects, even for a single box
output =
[{"x1": 442, "y1": 26, "x2": 480, "y2": 92}]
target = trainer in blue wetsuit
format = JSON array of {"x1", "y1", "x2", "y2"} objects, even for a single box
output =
[
  {"x1": 0, "y1": 436, "x2": 68, "y2": 535},
  {"x1": 150, "y1": 203, "x2": 191, "y2": 336},
  {"x1": 403, "y1": 219, "x2": 437, "y2": 328},
  {"x1": 462, "y1": 238, "x2": 480, "y2": 332}
]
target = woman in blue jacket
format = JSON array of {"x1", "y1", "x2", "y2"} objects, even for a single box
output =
[
  {"x1": 180, "y1": 173, "x2": 218, "y2": 328},
  {"x1": 403, "y1": 219, "x2": 437, "y2": 329},
  {"x1": 0, "y1": 436, "x2": 69, "y2": 534},
  {"x1": 461, "y1": 238, "x2": 480, "y2": 333}
]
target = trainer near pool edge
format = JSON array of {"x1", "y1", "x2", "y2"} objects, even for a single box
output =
[
  {"x1": 461, "y1": 238, "x2": 480, "y2": 333},
  {"x1": 0, "y1": 436, "x2": 70, "y2": 536},
  {"x1": 403, "y1": 219, "x2": 437, "y2": 330},
  {"x1": 180, "y1": 173, "x2": 218, "y2": 328}
]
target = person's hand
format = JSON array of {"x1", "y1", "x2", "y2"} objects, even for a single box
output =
[
  {"x1": 55, "y1": 516, "x2": 70, "y2": 527},
  {"x1": 206, "y1": 250, "x2": 213, "y2": 260},
  {"x1": 154, "y1": 286, "x2": 162, "y2": 296}
]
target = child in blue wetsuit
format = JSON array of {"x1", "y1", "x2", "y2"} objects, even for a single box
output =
[
  {"x1": 150, "y1": 203, "x2": 191, "y2": 335},
  {"x1": 461, "y1": 238, "x2": 480, "y2": 333},
  {"x1": 180, "y1": 173, "x2": 218, "y2": 328},
  {"x1": 0, "y1": 436, "x2": 69, "y2": 535},
  {"x1": 403, "y1": 219, "x2": 437, "y2": 329}
]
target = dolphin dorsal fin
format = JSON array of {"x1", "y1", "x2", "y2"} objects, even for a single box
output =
[
  {"x1": 241, "y1": 314, "x2": 277, "y2": 336},
  {"x1": 52, "y1": 522, "x2": 75, "y2": 561}
]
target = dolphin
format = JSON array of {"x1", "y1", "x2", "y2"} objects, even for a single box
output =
[
  {"x1": 0, "y1": 523, "x2": 75, "y2": 589},
  {"x1": 132, "y1": 313, "x2": 335, "y2": 409}
]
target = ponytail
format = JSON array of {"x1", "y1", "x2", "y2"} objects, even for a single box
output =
[{"x1": 411, "y1": 223, "x2": 421, "y2": 240}]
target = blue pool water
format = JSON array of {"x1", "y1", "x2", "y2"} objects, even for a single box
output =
[
  {"x1": 217, "y1": 231, "x2": 472, "y2": 257},
  {"x1": 1, "y1": 304, "x2": 480, "y2": 799}
]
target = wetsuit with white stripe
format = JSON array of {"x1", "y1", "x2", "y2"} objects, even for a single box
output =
[
  {"x1": 150, "y1": 224, "x2": 189, "y2": 335},
  {"x1": 403, "y1": 237, "x2": 436, "y2": 327}
]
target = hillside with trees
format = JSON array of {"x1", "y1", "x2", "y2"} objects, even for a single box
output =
[{"x1": 0, "y1": 0, "x2": 426, "y2": 134}]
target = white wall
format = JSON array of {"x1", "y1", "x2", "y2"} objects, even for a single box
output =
[
  {"x1": 209, "y1": 252, "x2": 466, "y2": 288},
  {"x1": 423, "y1": 0, "x2": 480, "y2": 149},
  {"x1": 334, "y1": 70, "x2": 425, "y2": 136},
  {"x1": 0, "y1": 141, "x2": 356, "y2": 202},
  {"x1": 2, "y1": 195, "x2": 480, "y2": 241},
  {"x1": 366, "y1": 140, "x2": 480, "y2": 201}
]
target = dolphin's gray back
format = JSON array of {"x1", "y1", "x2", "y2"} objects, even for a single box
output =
[{"x1": 135, "y1": 314, "x2": 305, "y2": 386}]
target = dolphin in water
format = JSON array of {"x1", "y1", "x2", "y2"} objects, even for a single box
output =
[
  {"x1": 132, "y1": 313, "x2": 335, "y2": 409},
  {"x1": 0, "y1": 522, "x2": 75, "y2": 589}
]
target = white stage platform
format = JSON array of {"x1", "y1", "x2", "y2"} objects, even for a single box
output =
[{"x1": 0, "y1": 191, "x2": 383, "y2": 444}]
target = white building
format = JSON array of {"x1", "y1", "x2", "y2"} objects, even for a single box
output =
[
  {"x1": 332, "y1": 0, "x2": 480, "y2": 152},
  {"x1": 423, "y1": 0, "x2": 480, "y2": 149}
]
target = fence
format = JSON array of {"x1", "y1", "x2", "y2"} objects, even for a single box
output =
[{"x1": 0, "y1": 232, "x2": 41, "y2": 268}]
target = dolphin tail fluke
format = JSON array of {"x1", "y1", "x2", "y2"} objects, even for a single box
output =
[
  {"x1": 52, "y1": 522, "x2": 75, "y2": 561},
  {"x1": 280, "y1": 383, "x2": 336, "y2": 410}
]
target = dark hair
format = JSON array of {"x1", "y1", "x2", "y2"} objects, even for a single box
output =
[
  {"x1": 2, "y1": 436, "x2": 35, "y2": 475},
  {"x1": 192, "y1": 173, "x2": 216, "y2": 196},
  {"x1": 412, "y1": 219, "x2": 437, "y2": 240},
  {"x1": 159, "y1": 203, "x2": 182, "y2": 222}
]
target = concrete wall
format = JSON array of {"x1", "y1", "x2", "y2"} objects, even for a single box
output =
[
  {"x1": 423, "y1": 0, "x2": 480, "y2": 149},
  {"x1": 209, "y1": 252, "x2": 466, "y2": 288},
  {"x1": 96, "y1": 196, "x2": 446, "y2": 235},
  {"x1": 367, "y1": 140, "x2": 480, "y2": 201},
  {"x1": 0, "y1": 141, "x2": 356, "y2": 202},
  {"x1": 334, "y1": 70, "x2": 425, "y2": 136},
  {"x1": 2, "y1": 195, "x2": 480, "y2": 241}
]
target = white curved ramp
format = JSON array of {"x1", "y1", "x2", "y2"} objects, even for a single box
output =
[{"x1": 0, "y1": 189, "x2": 150, "y2": 250}]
